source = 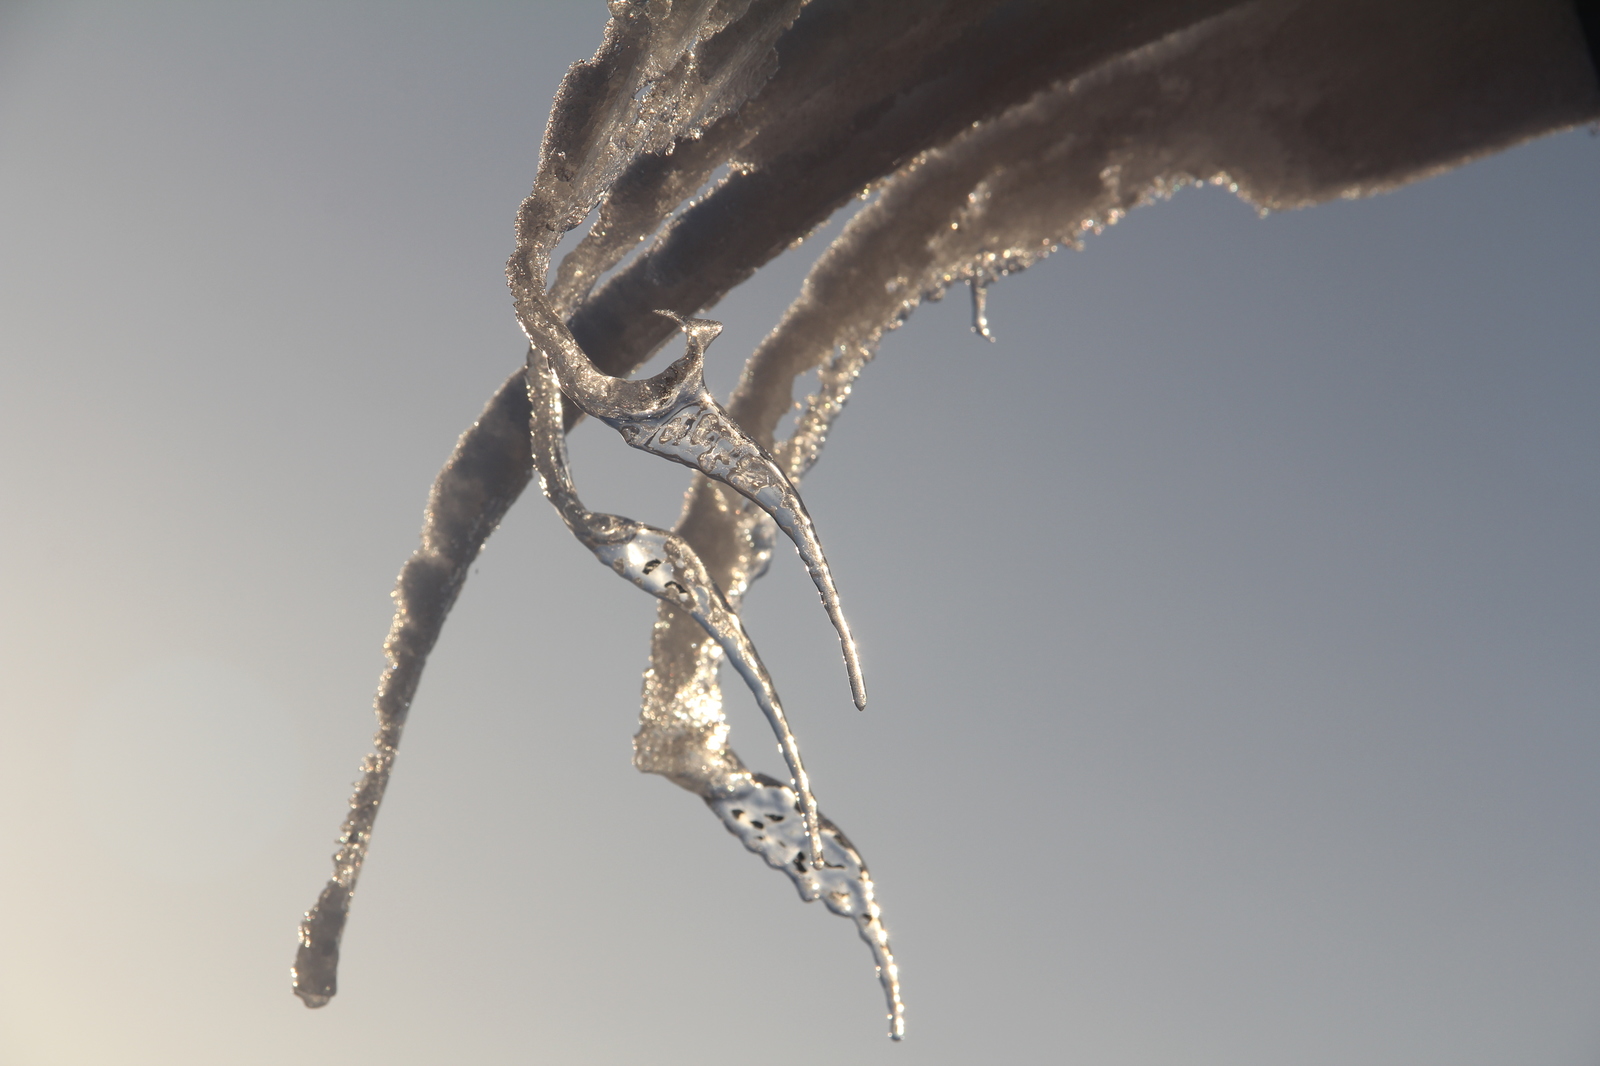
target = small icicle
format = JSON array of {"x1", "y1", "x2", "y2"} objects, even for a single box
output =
[
  {"x1": 970, "y1": 275, "x2": 995, "y2": 342},
  {"x1": 707, "y1": 773, "x2": 905, "y2": 1040},
  {"x1": 571, "y1": 311, "x2": 868, "y2": 710},
  {"x1": 526, "y1": 345, "x2": 828, "y2": 869}
]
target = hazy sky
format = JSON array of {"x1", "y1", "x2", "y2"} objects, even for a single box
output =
[{"x1": 2, "y1": 4, "x2": 1598, "y2": 1064}]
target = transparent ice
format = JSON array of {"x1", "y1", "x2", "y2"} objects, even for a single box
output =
[
  {"x1": 294, "y1": 0, "x2": 1600, "y2": 1043},
  {"x1": 524, "y1": 336, "x2": 827, "y2": 870}
]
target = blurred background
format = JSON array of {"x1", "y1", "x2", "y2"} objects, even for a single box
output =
[{"x1": 1, "y1": 3, "x2": 1598, "y2": 1064}]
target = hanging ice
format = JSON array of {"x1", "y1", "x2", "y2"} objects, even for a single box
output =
[
  {"x1": 517, "y1": 306, "x2": 866, "y2": 709},
  {"x1": 970, "y1": 277, "x2": 995, "y2": 342},
  {"x1": 523, "y1": 336, "x2": 828, "y2": 869},
  {"x1": 295, "y1": 0, "x2": 1600, "y2": 1044}
]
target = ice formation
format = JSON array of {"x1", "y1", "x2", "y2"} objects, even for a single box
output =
[
  {"x1": 295, "y1": 0, "x2": 1600, "y2": 1042},
  {"x1": 524, "y1": 333, "x2": 827, "y2": 869}
]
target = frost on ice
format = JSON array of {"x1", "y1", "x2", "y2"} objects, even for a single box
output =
[{"x1": 294, "y1": 0, "x2": 1600, "y2": 1042}]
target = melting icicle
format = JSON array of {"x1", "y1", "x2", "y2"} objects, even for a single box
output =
[
  {"x1": 969, "y1": 275, "x2": 995, "y2": 341},
  {"x1": 637, "y1": 339, "x2": 903, "y2": 1037},
  {"x1": 635, "y1": 314, "x2": 864, "y2": 706},
  {"x1": 297, "y1": 0, "x2": 1600, "y2": 1041},
  {"x1": 708, "y1": 773, "x2": 904, "y2": 1041},
  {"x1": 526, "y1": 343, "x2": 827, "y2": 869},
  {"x1": 525, "y1": 303, "x2": 867, "y2": 711}
]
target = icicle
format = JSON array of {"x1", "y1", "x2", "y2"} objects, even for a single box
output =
[
  {"x1": 598, "y1": 312, "x2": 866, "y2": 708},
  {"x1": 969, "y1": 275, "x2": 995, "y2": 341},
  {"x1": 635, "y1": 334, "x2": 901, "y2": 1035},
  {"x1": 504, "y1": 0, "x2": 872, "y2": 711},
  {"x1": 707, "y1": 773, "x2": 904, "y2": 1040},
  {"x1": 302, "y1": 0, "x2": 1600, "y2": 1039},
  {"x1": 526, "y1": 343, "x2": 827, "y2": 869}
]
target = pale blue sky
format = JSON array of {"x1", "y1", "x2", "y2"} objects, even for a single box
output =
[{"x1": 1, "y1": 4, "x2": 1598, "y2": 1064}]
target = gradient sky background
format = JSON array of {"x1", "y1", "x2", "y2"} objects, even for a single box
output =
[{"x1": 2, "y1": 3, "x2": 1599, "y2": 1064}]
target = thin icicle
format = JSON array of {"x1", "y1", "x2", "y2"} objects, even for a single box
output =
[
  {"x1": 969, "y1": 276, "x2": 995, "y2": 341},
  {"x1": 505, "y1": 0, "x2": 867, "y2": 706},
  {"x1": 633, "y1": 588, "x2": 904, "y2": 1039},
  {"x1": 519, "y1": 297, "x2": 865, "y2": 708},
  {"x1": 631, "y1": 333, "x2": 898, "y2": 1034},
  {"x1": 708, "y1": 774, "x2": 905, "y2": 1040},
  {"x1": 525, "y1": 342, "x2": 827, "y2": 868},
  {"x1": 612, "y1": 315, "x2": 864, "y2": 708}
]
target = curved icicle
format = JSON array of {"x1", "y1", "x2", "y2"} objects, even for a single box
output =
[
  {"x1": 519, "y1": 296, "x2": 865, "y2": 709},
  {"x1": 295, "y1": 0, "x2": 1600, "y2": 1040},
  {"x1": 526, "y1": 343, "x2": 827, "y2": 870},
  {"x1": 606, "y1": 313, "x2": 866, "y2": 709},
  {"x1": 505, "y1": 16, "x2": 870, "y2": 708},
  {"x1": 637, "y1": 338, "x2": 899, "y2": 1033},
  {"x1": 633, "y1": 569, "x2": 904, "y2": 1037},
  {"x1": 708, "y1": 773, "x2": 904, "y2": 1040}
]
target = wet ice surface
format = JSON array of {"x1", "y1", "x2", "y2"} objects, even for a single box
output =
[
  {"x1": 525, "y1": 340, "x2": 827, "y2": 869},
  {"x1": 708, "y1": 774, "x2": 905, "y2": 1041},
  {"x1": 297, "y1": 0, "x2": 1600, "y2": 1045}
]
